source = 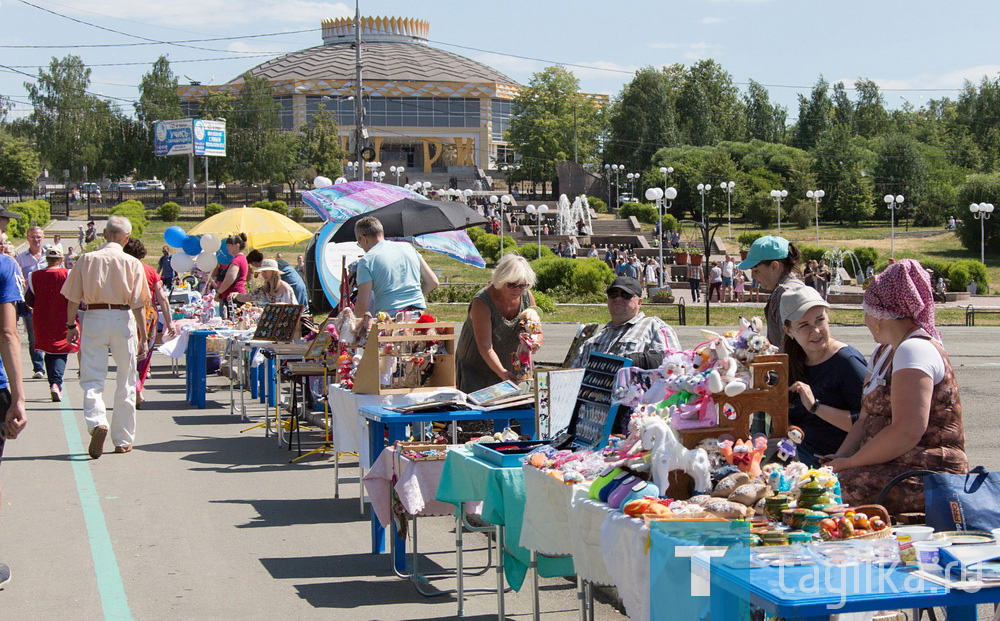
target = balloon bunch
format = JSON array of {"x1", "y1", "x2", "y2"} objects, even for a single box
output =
[{"x1": 164, "y1": 226, "x2": 225, "y2": 274}]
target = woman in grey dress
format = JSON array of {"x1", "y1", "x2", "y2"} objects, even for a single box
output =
[{"x1": 456, "y1": 254, "x2": 541, "y2": 393}]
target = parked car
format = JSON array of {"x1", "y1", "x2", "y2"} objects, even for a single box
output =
[
  {"x1": 145, "y1": 179, "x2": 165, "y2": 190},
  {"x1": 109, "y1": 182, "x2": 134, "y2": 191},
  {"x1": 80, "y1": 182, "x2": 100, "y2": 193}
]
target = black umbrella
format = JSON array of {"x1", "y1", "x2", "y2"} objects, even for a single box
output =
[{"x1": 330, "y1": 197, "x2": 487, "y2": 243}]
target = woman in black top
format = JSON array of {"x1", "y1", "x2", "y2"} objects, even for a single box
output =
[{"x1": 780, "y1": 286, "x2": 866, "y2": 466}]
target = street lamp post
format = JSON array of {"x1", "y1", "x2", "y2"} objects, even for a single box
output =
[
  {"x1": 721, "y1": 181, "x2": 735, "y2": 239},
  {"x1": 645, "y1": 186, "x2": 677, "y2": 288},
  {"x1": 604, "y1": 164, "x2": 613, "y2": 209},
  {"x1": 970, "y1": 202, "x2": 994, "y2": 265},
  {"x1": 627, "y1": 173, "x2": 637, "y2": 202},
  {"x1": 525, "y1": 204, "x2": 549, "y2": 258},
  {"x1": 806, "y1": 189, "x2": 825, "y2": 242},
  {"x1": 612, "y1": 164, "x2": 622, "y2": 207},
  {"x1": 883, "y1": 194, "x2": 904, "y2": 258},
  {"x1": 770, "y1": 189, "x2": 788, "y2": 234},
  {"x1": 697, "y1": 183, "x2": 712, "y2": 226},
  {"x1": 390, "y1": 165, "x2": 405, "y2": 185},
  {"x1": 490, "y1": 195, "x2": 512, "y2": 256},
  {"x1": 347, "y1": 161, "x2": 358, "y2": 180}
]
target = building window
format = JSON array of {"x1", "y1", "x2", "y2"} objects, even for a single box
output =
[
  {"x1": 180, "y1": 101, "x2": 200, "y2": 119},
  {"x1": 492, "y1": 98, "x2": 512, "y2": 141},
  {"x1": 274, "y1": 96, "x2": 294, "y2": 132},
  {"x1": 305, "y1": 96, "x2": 480, "y2": 129}
]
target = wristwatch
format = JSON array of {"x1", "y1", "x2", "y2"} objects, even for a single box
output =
[
  {"x1": 66, "y1": 323, "x2": 76, "y2": 329},
  {"x1": 809, "y1": 399, "x2": 821, "y2": 414}
]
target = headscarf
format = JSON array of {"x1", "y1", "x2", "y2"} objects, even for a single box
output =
[{"x1": 862, "y1": 259, "x2": 939, "y2": 340}]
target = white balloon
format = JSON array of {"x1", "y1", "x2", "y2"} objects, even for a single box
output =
[
  {"x1": 313, "y1": 175, "x2": 333, "y2": 188},
  {"x1": 196, "y1": 251, "x2": 218, "y2": 273},
  {"x1": 170, "y1": 252, "x2": 194, "y2": 273},
  {"x1": 199, "y1": 233, "x2": 222, "y2": 253}
]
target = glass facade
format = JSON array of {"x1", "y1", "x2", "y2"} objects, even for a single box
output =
[
  {"x1": 302, "y1": 96, "x2": 480, "y2": 128},
  {"x1": 276, "y1": 95, "x2": 294, "y2": 131},
  {"x1": 491, "y1": 98, "x2": 512, "y2": 141}
]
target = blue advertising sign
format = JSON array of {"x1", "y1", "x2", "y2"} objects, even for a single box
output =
[
  {"x1": 153, "y1": 119, "x2": 194, "y2": 156},
  {"x1": 193, "y1": 119, "x2": 226, "y2": 157}
]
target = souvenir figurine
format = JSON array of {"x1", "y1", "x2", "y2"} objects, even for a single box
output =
[
  {"x1": 637, "y1": 416, "x2": 712, "y2": 495},
  {"x1": 774, "y1": 425, "x2": 804, "y2": 463},
  {"x1": 718, "y1": 434, "x2": 769, "y2": 479}
]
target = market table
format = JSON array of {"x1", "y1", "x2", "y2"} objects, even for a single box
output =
[
  {"x1": 436, "y1": 448, "x2": 574, "y2": 619},
  {"x1": 185, "y1": 329, "x2": 216, "y2": 408},
  {"x1": 648, "y1": 525, "x2": 1000, "y2": 621},
  {"x1": 360, "y1": 406, "x2": 537, "y2": 562}
]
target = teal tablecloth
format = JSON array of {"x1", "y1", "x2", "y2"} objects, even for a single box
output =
[{"x1": 435, "y1": 448, "x2": 574, "y2": 591}]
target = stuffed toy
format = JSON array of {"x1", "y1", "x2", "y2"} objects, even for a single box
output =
[
  {"x1": 638, "y1": 416, "x2": 712, "y2": 495},
  {"x1": 510, "y1": 308, "x2": 542, "y2": 381},
  {"x1": 774, "y1": 426, "x2": 804, "y2": 463},
  {"x1": 718, "y1": 434, "x2": 769, "y2": 479}
]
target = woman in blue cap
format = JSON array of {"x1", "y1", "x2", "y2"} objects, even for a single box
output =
[{"x1": 737, "y1": 235, "x2": 803, "y2": 349}]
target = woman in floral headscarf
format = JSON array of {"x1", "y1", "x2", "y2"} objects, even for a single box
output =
[{"x1": 822, "y1": 260, "x2": 967, "y2": 514}]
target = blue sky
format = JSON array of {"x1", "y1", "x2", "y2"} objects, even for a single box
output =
[{"x1": 2, "y1": 0, "x2": 999, "y2": 121}]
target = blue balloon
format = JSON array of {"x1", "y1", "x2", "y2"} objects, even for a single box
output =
[
  {"x1": 182, "y1": 235, "x2": 202, "y2": 256},
  {"x1": 164, "y1": 226, "x2": 186, "y2": 248},
  {"x1": 216, "y1": 247, "x2": 234, "y2": 266}
]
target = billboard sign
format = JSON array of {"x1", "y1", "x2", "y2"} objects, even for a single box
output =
[
  {"x1": 154, "y1": 119, "x2": 194, "y2": 156},
  {"x1": 194, "y1": 119, "x2": 227, "y2": 157}
]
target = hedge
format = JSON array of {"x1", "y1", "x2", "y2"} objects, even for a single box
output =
[
  {"x1": 289, "y1": 206, "x2": 304, "y2": 222},
  {"x1": 157, "y1": 201, "x2": 181, "y2": 222},
  {"x1": 619, "y1": 202, "x2": 659, "y2": 224},
  {"x1": 252, "y1": 199, "x2": 288, "y2": 216},
  {"x1": 111, "y1": 200, "x2": 148, "y2": 237},
  {"x1": 205, "y1": 203, "x2": 225, "y2": 218},
  {"x1": 514, "y1": 243, "x2": 555, "y2": 261},
  {"x1": 5, "y1": 199, "x2": 51, "y2": 238},
  {"x1": 588, "y1": 197, "x2": 608, "y2": 214}
]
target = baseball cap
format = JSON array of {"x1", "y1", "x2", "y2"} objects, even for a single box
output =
[
  {"x1": 0, "y1": 208, "x2": 23, "y2": 220},
  {"x1": 45, "y1": 246, "x2": 63, "y2": 258},
  {"x1": 606, "y1": 276, "x2": 642, "y2": 298},
  {"x1": 779, "y1": 285, "x2": 829, "y2": 324},
  {"x1": 738, "y1": 235, "x2": 789, "y2": 270}
]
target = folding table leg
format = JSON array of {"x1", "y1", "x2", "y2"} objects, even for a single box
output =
[
  {"x1": 530, "y1": 549, "x2": 540, "y2": 621},
  {"x1": 456, "y1": 504, "x2": 465, "y2": 617},
  {"x1": 496, "y1": 524, "x2": 505, "y2": 621}
]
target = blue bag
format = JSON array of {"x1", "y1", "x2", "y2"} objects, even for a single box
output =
[{"x1": 923, "y1": 466, "x2": 1000, "y2": 532}]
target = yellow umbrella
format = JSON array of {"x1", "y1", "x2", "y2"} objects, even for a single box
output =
[{"x1": 188, "y1": 206, "x2": 313, "y2": 249}]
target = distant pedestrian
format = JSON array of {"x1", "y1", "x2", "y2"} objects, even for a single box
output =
[
  {"x1": 687, "y1": 262, "x2": 702, "y2": 303},
  {"x1": 709, "y1": 261, "x2": 723, "y2": 302},
  {"x1": 77, "y1": 225, "x2": 85, "y2": 249},
  {"x1": 721, "y1": 254, "x2": 734, "y2": 302},
  {"x1": 733, "y1": 270, "x2": 746, "y2": 302},
  {"x1": 157, "y1": 246, "x2": 175, "y2": 291},
  {"x1": 84, "y1": 221, "x2": 96, "y2": 244},
  {"x1": 27, "y1": 247, "x2": 77, "y2": 402}
]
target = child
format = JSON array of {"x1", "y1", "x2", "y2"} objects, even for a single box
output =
[{"x1": 733, "y1": 270, "x2": 745, "y2": 302}]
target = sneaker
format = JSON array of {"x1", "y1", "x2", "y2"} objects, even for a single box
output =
[
  {"x1": 50, "y1": 384, "x2": 61, "y2": 402},
  {"x1": 89, "y1": 425, "x2": 108, "y2": 459},
  {"x1": 0, "y1": 562, "x2": 10, "y2": 588},
  {"x1": 32, "y1": 371, "x2": 43, "y2": 380}
]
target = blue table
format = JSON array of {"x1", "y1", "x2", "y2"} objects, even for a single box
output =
[
  {"x1": 648, "y1": 525, "x2": 1000, "y2": 621},
  {"x1": 185, "y1": 329, "x2": 216, "y2": 408},
  {"x1": 359, "y1": 405, "x2": 536, "y2": 565}
]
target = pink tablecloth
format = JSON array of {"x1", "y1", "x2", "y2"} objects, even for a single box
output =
[{"x1": 362, "y1": 446, "x2": 474, "y2": 528}]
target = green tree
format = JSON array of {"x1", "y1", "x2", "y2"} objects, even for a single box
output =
[
  {"x1": 505, "y1": 66, "x2": 602, "y2": 188},
  {"x1": 810, "y1": 125, "x2": 876, "y2": 223},
  {"x1": 0, "y1": 128, "x2": 41, "y2": 191},
  {"x1": 956, "y1": 173, "x2": 1000, "y2": 253},
  {"x1": 230, "y1": 72, "x2": 283, "y2": 183},
  {"x1": 674, "y1": 60, "x2": 746, "y2": 146},
  {"x1": 854, "y1": 78, "x2": 888, "y2": 139},
  {"x1": 793, "y1": 77, "x2": 832, "y2": 150},
  {"x1": 873, "y1": 133, "x2": 928, "y2": 222},
  {"x1": 831, "y1": 81, "x2": 854, "y2": 130},
  {"x1": 299, "y1": 103, "x2": 345, "y2": 178},
  {"x1": 135, "y1": 55, "x2": 186, "y2": 183},
  {"x1": 743, "y1": 79, "x2": 786, "y2": 143},
  {"x1": 604, "y1": 66, "x2": 679, "y2": 169}
]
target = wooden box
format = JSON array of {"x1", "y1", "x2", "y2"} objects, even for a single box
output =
[{"x1": 352, "y1": 321, "x2": 456, "y2": 395}]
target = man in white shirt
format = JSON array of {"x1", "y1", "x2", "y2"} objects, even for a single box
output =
[{"x1": 721, "y1": 255, "x2": 735, "y2": 302}]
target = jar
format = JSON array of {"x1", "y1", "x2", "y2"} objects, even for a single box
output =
[
  {"x1": 804, "y1": 511, "x2": 828, "y2": 533},
  {"x1": 765, "y1": 495, "x2": 791, "y2": 522},
  {"x1": 761, "y1": 531, "x2": 790, "y2": 546},
  {"x1": 788, "y1": 531, "x2": 812, "y2": 544}
]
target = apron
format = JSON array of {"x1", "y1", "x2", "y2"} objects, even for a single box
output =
[{"x1": 839, "y1": 331, "x2": 967, "y2": 515}]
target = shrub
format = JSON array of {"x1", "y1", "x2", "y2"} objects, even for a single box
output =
[
  {"x1": 789, "y1": 201, "x2": 813, "y2": 230},
  {"x1": 205, "y1": 202, "x2": 225, "y2": 218},
  {"x1": 251, "y1": 199, "x2": 272, "y2": 211},
  {"x1": 516, "y1": 243, "x2": 555, "y2": 261},
  {"x1": 569, "y1": 258, "x2": 615, "y2": 295},
  {"x1": 737, "y1": 231, "x2": 764, "y2": 250},
  {"x1": 268, "y1": 200, "x2": 289, "y2": 216},
  {"x1": 427, "y1": 284, "x2": 481, "y2": 304},
  {"x1": 531, "y1": 290, "x2": 557, "y2": 313},
  {"x1": 111, "y1": 200, "x2": 148, "y2": 237},
  {"x1": 651, "y1": 290, "x2": 675, "y2": 304},
  {"x1": 5, "y1": 199, "x2": 51, "y2": 238},
  {"x1": 619, "y1": 201, "x2": 659, "y2": 224},
  {"x1": 472, "y1": 233, "x2": 516, "y2": 263},
  {"x1": 289, "y1": 206, "x2": 304, "y2": 222},
  {"x1": 797, "y1": 243, "x2": 828, "y2": 264},
  {"x1": 946, "y1": 264, "x2": 971, "y2": 291},
  {"x1": 465, "y1": 225, "x2": 484, "y2": 242},
  {"x1": 588, "y1": 197, "x2": 608, "y2": 214},
  {"x1": 660, "y1": 213, "x2": 679, "y2": 234},
  {"x1": 532, "y1": 257, "x2": 578, "y2": 292},
  {"x1": 952, "y1": 259, "x2": 989, "y2": 293},
  {"x1": 157, "y1": 201, "x2": 181, "y2": 222}
]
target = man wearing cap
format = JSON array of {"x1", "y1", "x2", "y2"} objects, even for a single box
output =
[
  {"x1": 779, "y1": 285, "x2": 866, "y2": 467},
  {"x1": 26, "y1": 246, "x2": 77, "y2": 402},
  {"x1": 62, "y1": 216, "x2": 151, "y2": 458},
  {"x1": 737, "y1": 235, "x2": 804, "y2": 350},
  {"x1": 13, "y1": 225, "x2": 46, "y2": 379},
  {"x1": 0, "y1": 206, "x2": 26, "y2": 589},
  {"x1": 570, "y1": 276, "x2": 681, "y2": 370}
]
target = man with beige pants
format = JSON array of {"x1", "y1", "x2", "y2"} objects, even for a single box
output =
[{"x1": 62, "y1": 216, "x2": 150, "y2": 458}]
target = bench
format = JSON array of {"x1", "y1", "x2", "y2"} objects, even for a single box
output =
[{"x1": 965, "y1": 304, "x2": 1000, "y2": 326}]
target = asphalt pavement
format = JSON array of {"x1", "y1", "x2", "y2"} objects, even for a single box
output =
[{"x1": 0, "y1": 323, "x2": 998, "y2": 619}]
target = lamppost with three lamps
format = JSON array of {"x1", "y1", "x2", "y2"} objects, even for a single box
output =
[
  {"x1": 970, "y1": 201, "x2": 994, "y2": 265},
  {"x1": 645, "y1": 186, "x2": 678, "y2": 288},
  {"x1": 770, "y1": 189, "x2": 788, "y2": 234},
  {"x1": 720, "y1": 181, "x2": 735, "y2": 239},
  {"x1": 525, "y1": 204, "x2": 549, "y2": 258},
  {"x1": 490, "y1": 194, "x2": 512, "y2": 255},
  {"x1": 806, "y1": 189, "x2": 825, "y2": 242},
  {"x1": 697, "y1": 183, "x2": 712, "y2": 225},
  {"x1": 389, "y1": 165, "x2": 405, "y2": 185},
  {"x1": 883, "y1": 194, "x2": 904, "y2": 259}
]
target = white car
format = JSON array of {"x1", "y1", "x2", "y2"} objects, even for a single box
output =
[{"x1": 145, "y1": 180, "x2": 165, "y2": 190}]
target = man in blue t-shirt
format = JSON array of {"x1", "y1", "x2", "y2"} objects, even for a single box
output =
[
  {"x1": 157, "y1": 245, "x2": 175, "y2": 291},
  {"x1": 0, "y1": 207, "x2": 27, "y2": 588},
  {"x1": 353, "y1": 216, "x2": 438, "y2": 316}
]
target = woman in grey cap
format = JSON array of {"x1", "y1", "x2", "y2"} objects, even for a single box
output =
[
  {"x1": 780, "y1": 286, "x2": 866, "y2": 466},
  {"x1": 737, "y1": 235, "x2": 803, "y2": 349}
]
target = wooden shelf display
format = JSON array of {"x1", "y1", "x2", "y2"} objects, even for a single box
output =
[
  {"x1": 352, "y1": 321, "x2": 456, "y2": 395},
  {"x1": 252, "y1": 303, "x2": 304, "y2": 342}
]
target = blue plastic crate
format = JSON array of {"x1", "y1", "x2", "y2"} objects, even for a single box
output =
[{"x1": 470, "y1": 440, "x2": 547, "y2": 468}]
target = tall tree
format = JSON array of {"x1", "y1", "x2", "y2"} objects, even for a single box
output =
[
  {"x1": 873, "y1": 133, "x2": 929, "y2": 220},
  {"x1": 505, "y1": 65, "x2": 602, "y2": 186},
  {"x1": 744, "y1": 79, "x2": 786, "y2": 143},
  {"x1": 299, "y1": 103, "x2": 345, "y2": 178},
  {"x1": 810, "y1": 125, "x2": 876, "y2": 223},
  {"x1": 136, "y1": 56, "x2": 185, "y2": 182},
  {"x1": 604, "y1": 67, "x2": 679, "y2": 169},
  {"x1": 831, "y1": 81, "x2": 854, "y2": 131},
  {"x1": 793, "y1": 77, "x2": 832, "y2": 150},
  {"x1": 0, "y1": 128, "x2": 41, "y2": 191},
  {"x1": 674, "y1": 60, "x2": 745, "y2": 146},
  {"x1": 854, "y1": 78, "x2": 888, "y2": 139},
  {"x1": 230, "y1": 72, "x2": 283, "y2": 183}
]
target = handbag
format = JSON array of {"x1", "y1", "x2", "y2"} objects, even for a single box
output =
[{"x1": 878, "y1": 466, "x2": 1000, "y2": 531}]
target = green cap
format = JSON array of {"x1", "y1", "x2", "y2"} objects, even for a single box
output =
[{"x1": 738, "y1": 235, "x2": 789, "y2": 270}]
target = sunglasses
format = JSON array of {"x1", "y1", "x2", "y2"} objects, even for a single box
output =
[
  {"x1": 506, "y1": 282, "x2": 530, "y2": 290},
  {"x1": 607, "y1": 289, "x2": 635, "y2": 300}
]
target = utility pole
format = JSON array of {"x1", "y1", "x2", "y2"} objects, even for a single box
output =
[{"x1": 354, "y1": 1, "x2": 365, "y2": 179}]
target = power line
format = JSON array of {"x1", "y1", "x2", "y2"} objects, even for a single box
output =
[{"x1": 4, "y1": 55, "x2": 273, "y2": 69}]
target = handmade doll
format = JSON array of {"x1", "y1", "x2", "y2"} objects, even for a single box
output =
[
  {"x1": 774, "y1": 426, "x2": 804, "y2": 463},
  {"x1": 510, "y1": 308, "x2": 543, "y2": 381}
]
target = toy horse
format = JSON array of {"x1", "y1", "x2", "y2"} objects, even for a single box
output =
[{"x1": 638, "y1": 417, "x2": 712, "y2": 495}]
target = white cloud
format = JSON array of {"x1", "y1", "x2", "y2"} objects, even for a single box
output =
[
  {"x1": 833, "y1": 65, "x2": 1000, "y2": 93},
  {"x1": 40, "y1": 0, "x2": 351, "y2": 28},
  {"x1": 682, "y1": 42, "x2": 721, "y2": 61},
  {"x1": 648, "y1": 42, "x2": 680, "y2": 50},
  {"x1": 700, "y1": 17, "x2": 725, "y2": 25}
]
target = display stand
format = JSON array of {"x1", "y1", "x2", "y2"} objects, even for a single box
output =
[
  {"x1": 567, "y1": 352, "x2": 632, "y2": 448},
  {"x1": 352, "y1": 321, "x2": 455, "y2": 395}
]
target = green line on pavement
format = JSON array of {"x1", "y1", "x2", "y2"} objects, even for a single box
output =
[{"x1": 59, "y1": 397, "x2": 133, "y2": 621}]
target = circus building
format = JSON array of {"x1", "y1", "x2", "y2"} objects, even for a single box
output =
[{"x1": 178, "y1": 16, "x2": 519, "y2": 176}]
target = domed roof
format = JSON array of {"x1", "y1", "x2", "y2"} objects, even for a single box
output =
[{"x1": 231, "y1": 40, "x2": 517, "y2": 87}]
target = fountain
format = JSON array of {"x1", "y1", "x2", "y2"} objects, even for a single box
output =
[{"x1": 822, "y1": 248, "x2": 863, "y2": 296}]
